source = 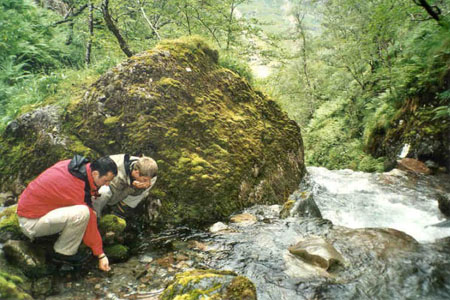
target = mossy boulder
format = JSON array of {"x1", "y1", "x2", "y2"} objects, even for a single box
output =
[
  {"x1": 0, "y1": 105, "x2": 94, "y2": 190},
  {"x1": 98, "y1": 214, "x2": 127, "y2": 235},
  {"x1": 0, "y1": 249, "x2": 33, "y2": 300},
  {"x1": 2, "y1": 240, "x2": 47, "y2": 277},
  {"x1": 0, "y1": 36, "x2": 305, "y2": 226},
  {"x1": 104, "y1": 244, "x2": 130, "y2": 262},
  {"x1": 160, "y1": 269, "x2": 257, "y2": 300},
  {"x1": 0, "y1": 205, "x2": 25, "y2": 242},
  {"x1": 68, "y1": 36, "x2": 305, "y2": 225},
  {"x1": 0, "y1": 271, "x2": 32, "y2": 300}
]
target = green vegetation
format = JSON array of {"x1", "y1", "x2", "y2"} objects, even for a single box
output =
[
  {"x1": 261, "y1": 0, "x2": 450, "y2": 171},
  {"x1": 1, "y1": 0, "x2": 449, "y2": 175},
  {"x1": 0, "y1": 271, "x2": 31, "y2": 300},
  {"x1": 161, "y1": 269, "x2": 256, "y2": 300}
]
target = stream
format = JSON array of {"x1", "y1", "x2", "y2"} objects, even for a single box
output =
[{"x1": 17, "y1": 167, "x2": 450, "y2": 299}]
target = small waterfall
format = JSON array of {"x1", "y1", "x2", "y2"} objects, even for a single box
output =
[
  {"x1": 199, "y1": 167, "x2": 450, "y2": 299},
  {"x1": 307, "y1": 166, "x2": 450, "y2": 243}
]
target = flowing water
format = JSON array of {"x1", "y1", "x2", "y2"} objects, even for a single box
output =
[
  {"x1": 189, "y1": 167, "x2": 450, "y2": 299},
  {"x1": 5, "y1": 167, "x2": 450, "y2": 299},
  {"x1": 306, "y1": 167, "x2": 450, "y2": 243}
]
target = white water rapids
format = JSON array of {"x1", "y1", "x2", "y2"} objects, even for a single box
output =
[{"x1": 308, "y1": 167, "x2": 450, "y2": 243}]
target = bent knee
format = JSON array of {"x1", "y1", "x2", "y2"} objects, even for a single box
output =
[{"x1": 72, "y1": 205, "x2": 90, "y2": 222}]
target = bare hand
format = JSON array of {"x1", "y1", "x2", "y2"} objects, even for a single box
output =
[
  {"x1": 133, "y1": 180, "x2": 150, "y2": 189},
  {"x1": 98, "y1": 255, "x2": 111, "y2": 272}
]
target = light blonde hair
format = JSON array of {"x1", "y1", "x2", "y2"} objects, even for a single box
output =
[{"x1": 134, "y1": 156, "x2": 158, "y2": 177}]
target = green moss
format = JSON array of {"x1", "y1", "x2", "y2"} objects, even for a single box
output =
[
  {"x1": 0, "y1": 271, "x2": 31, "y2": 300},
  {"x1": 161, "y1": 269, "x2": 247, "y2": 300},
  {"x1": 0, "y1": 205, "x2": 22, "y2": 238},
  {"x1": 158, "y1": 77, "x2": 182, "y2": 89},
  {"x1": 224, "y1": 276, "x2": 257, "y2": 300},
  {"x1": 104, "y1": 244, "x2": 129, "y2": 262},
  {"x1": 98, "y1": 214, "x2": 127, "y2": 234},
  {"x1": 103, "y1": 116, "x2": 120, "y2": 126},
  {"x1": 279, "y1": 200, "x2": 295, "y2": 219}
]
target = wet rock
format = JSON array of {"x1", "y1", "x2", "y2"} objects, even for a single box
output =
[
  {"x1": 32, "y1": 276, "x2": 53, "y2": 298},
  {"x1": 209, "y1": 222, "x2": 229, "y2": 233},
  {"x1": 0, "y1": 192, "x2": 15, "y2": 206},
  {"x1": 104, "y1": 244, "x2": 130, "y2": 262},
  {"x1": 288, "y1": 236, "x2": 344, "y2": 270},
  {"x1": 291, "y1": 192, "x2": 322, "y2": 219},
  {"x1": 396, "y1": 158, "x2": 431, "y2": 175},
  {"x1": 98, "y1": 214, "x2": 127, "y2": 245},
  {"x1": 437, "y1": 193, "x2": 450, "y2": 217},
  {"x1": 230, "y1": 213, "x2": 257, "y2": 224},
  {"x1": 2, "y1": 240, "x2": 47, "y2": 276},
  {"x1": 0, "y1": 205, "x2": 25, "y2": 242},
  {"x1": 0, "y1": 271, "x2": 32, "y2": 300},
  {"x1": 160, "y1": 269, "x2": 256, "y2": 300},
  {"x1": 279, "y1": 199, "x2": 295, "y2": 219},
  {"x1": 331, "y1": 227, "x2": 418, "y2": 259}
]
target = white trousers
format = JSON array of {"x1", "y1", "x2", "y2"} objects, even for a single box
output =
[{"x1": 18, "y1": 205, "x2": 90, "y2": 255}]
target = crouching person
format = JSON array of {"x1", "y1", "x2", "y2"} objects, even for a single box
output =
[
  {"x1": 16, "y1": 155, "x2": 118, "y2": 271},
  {"x1": 93, "y1": 154, "x2": 157, "y2": 219}
]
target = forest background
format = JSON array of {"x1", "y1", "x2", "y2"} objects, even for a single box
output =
[{"x1": 1, "y1": 0, "x2": 449, "y2": 172}]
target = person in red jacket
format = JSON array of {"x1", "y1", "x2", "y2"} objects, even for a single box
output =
[{"x1": 17, "y1": 155, "x2": 117, "y2": 272}]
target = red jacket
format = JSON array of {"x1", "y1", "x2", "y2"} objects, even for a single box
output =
[{"x1": 17, "y1": 159, "x2": 103, "y2": 256}]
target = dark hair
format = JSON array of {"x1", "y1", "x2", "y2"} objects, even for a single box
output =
[{"x1": 91, "y1": 156, "x2": 118, "y2": 176}]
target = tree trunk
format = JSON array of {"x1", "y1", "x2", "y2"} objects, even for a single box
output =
[
  {"x1": 413, "y1": 0, "x2": 441, "y2": 23},
  {"x1": 138, "y1": 1, "x2": 161, "y2": 40},
  {"x1": 226, "y1": 2, "x2": 235, "y2": 50},
  {"x1": 65, "y1": 21, "x2": 74, "y2": 45},
  {"x1": 85, "y1": 2, "x2": 94, "y2": 65},
  {"x1": 102, "y1": 0, "x2": 133, "y2": 57}
]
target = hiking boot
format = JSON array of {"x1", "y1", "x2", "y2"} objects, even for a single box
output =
[
  {"x1": 111, "y1": 201, "x2": 134, "y2": 219},
  {"x1": 51, "y1": 251, "x2": 91, "y2": 266}
]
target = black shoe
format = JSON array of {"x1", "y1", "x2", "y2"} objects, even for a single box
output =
[
  {"x1": 112, "y1": 201, "x2": 134, "y2": 219},
  {"x1": 51, "y1": 251, "x2": 91, "y2": 266}
]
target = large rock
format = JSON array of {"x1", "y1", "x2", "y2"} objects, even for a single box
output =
[
  {"x1": 160, "y1": 269, "x2": 257, "y2": 300},
  {"x1": 0, "y1": 205, "x2": 25, "y2": 242},
  {"x1": 2, "y1": 240, "x2": 47, "y2": 277},
  {"x1": 0, "y1": 105, "x2": 93, "y2": 189},
  {"x1": 396, "y1": 158, "x2": 431, "y2": 175},
  {"x1": 0, "y1": 37, "x2": 305, "y2": 226},
  {"x1": 437, "y1": 192, "x2": 450, "y2": 217},
  {"x1": 288, "y1": 236, "x2": 345, "y2": 270}
]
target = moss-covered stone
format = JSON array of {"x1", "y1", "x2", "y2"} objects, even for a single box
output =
[
  {"x1": 104, "y1": 244, "x2": 130, "y2": 262},
  {"x1": 0, "y1": 271, "x2": 32, "y2": 300},
  {"x1": 0, "y1": 105, "x2": 94, "y2": 190},
  {"x1": 98, "y1": 214, "x2": 127, "y2": 234},
  {"x1": 160, "y1": 269, "x2": 256, "y2": 300},
  {"x1": 0, "y1": 205, "x2": 24, "y2": 242},
  {"x1": 0, "y1": 36, "x2": 305, "y2": 226},
  {"x1": 279, "y1": 199, "x2": 295, "y2": 219},
  {"x1": 0, "y1": 253, "x2": 32, "y2": 300}
]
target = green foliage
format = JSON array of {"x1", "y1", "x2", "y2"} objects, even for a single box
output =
[
  {"x1": 267, "y1": 0, "x2": 450, "y2": 171},
  {"x1": 219, "y1": 53, "x2": 253, "y2": 83},
  {"x1": 0, "y1": 0, "x2": 83, "y2": 73},
  {"x1": 0, "y1": 0, "x2": 85, "y2": 129},
  {"x1": 0, "y1": 271, "x2": 31, "y2": 300}
]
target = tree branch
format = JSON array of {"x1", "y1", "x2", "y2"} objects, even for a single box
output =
[
  {"x1": 102, "y1": 0, "x2": 133, "y2": 57},
  {"x1": 137, "y1": 0, "x2": 161, "y2": 40},
  {"x1": 413, "y1": 0, "x2": 441, "y2": 24},
  {"x1": 53, "y1": 4, "x2": 88, "y2": 26}
]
